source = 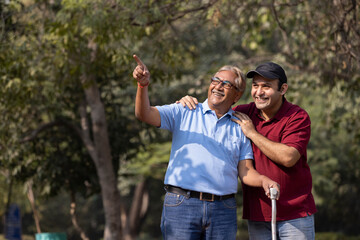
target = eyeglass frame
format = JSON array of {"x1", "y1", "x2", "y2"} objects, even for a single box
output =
[{"x1": 210, "y1": 77, "x2": 239, "y2": 91}]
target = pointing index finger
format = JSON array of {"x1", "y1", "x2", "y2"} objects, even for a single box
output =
[{"x1": 133, "y1": 54, "x2": 145, "y2": 67}]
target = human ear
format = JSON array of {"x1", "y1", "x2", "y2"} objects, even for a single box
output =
[{"x1": 280, "y1": 83, "x2": 288, "y2": 95}]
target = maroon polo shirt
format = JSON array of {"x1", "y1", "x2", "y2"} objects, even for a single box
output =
[{"x1": 233, "y1": 99, "x2": 317, "y2": 221}]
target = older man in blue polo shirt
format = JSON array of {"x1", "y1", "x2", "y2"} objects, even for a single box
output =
[{"x1": 132, "y1": 55, "x2": 279, "y2": 240}]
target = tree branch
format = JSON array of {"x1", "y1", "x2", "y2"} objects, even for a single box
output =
[
  {"x1": 130, "y1": 0, "x2": 220, "y2": 26},
  {"x1": 70, "y1": 191, "x2": 90, "y2": 240},
  {"x1": 20, "y1": 118, "x2": 82, "y2": 143},
  {"x1": 78, "y1": 99, "x2": 98, "y2": 164},
  {"x1": 270, "y1": 0, "x2": 293, "y2": 57},
  {"x1": 26, "y1": 180, "x2": 42, "y2": 233},
  {"x1": 129, "y1": 177, "x2": 149, "y2": 236},
  {"x1": 18, "y1": 102, "x2": 100, "y2": 164}
]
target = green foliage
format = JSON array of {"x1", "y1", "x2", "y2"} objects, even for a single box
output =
[
  {"x1": 123, "y1": 142, "x2": 171, "y2": 178},
  {"x1": 0, "y1": 235, "x2": 34, "y2": 240},
  {"x1": 316, "y1": 232, "x2": 360, "y2": 240},
  {"x1": 310, "y1": 87, "x2": 360, "y2": 234},
  {"x1": 1, "y1": 0, "x2": 360, "y2": 238},
  {"x1": 289, "y1": 80, "x2": 360, "y2": 235}
]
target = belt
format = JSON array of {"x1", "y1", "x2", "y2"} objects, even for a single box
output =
[{"x1": 164, "y1": 185, "x2": 235, "y2": 202}]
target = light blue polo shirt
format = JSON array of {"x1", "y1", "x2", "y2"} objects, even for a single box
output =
[{"x1": 156, "y1": 99, "x2": 253, "y2": 195}]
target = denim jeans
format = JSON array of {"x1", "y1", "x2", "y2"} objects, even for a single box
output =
[
  {"x1": 248, "y1": 214, "x2": 315, "y2": 240},
  {"x1": 160, "y1": 192, "x2": 237, "y2": 240}
]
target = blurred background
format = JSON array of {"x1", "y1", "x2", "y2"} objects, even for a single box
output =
[{"x1": 1, "y1": 0, "x2": 359, "y2": 239}]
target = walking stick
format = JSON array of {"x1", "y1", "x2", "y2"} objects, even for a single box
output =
[{"x1": 270, "y1": 188, "x2": 278, "y2": 240}]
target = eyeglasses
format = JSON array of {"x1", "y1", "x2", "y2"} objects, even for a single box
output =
[{"x1": 211, "y1": 77, "x2": 238, "y2": 90}]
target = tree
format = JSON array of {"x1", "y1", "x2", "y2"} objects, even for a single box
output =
[
  {"x1": 0, "y1": 0, "x2": 220, "y2": 239},
  {"x1": 1, "y1": 0, "x2": 360, "y2": 238}
]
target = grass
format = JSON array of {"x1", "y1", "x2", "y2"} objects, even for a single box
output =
[
  {"x1": 2, "y1": 232, "x2": 360, "y2": 240},
  {"x1": 0, "y1": 235, "x2": 34, "y2": 240},
  {"x1": 316, "y1": 232, "x2": 360, "y2": 240}
]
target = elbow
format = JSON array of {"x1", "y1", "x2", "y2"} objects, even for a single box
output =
[
  {"x1": 135, "y1": 111, "x2": 144, "y2": 122},
  {"x1": 134, "y1": 107, "x2": 160, "y2": 127},
  {"x1": 283, "y1": 161, "x2": 296, "y2": 168},
  {"x1": 281, "y1": 147, "x2": 301, "y2": 167},
  {"x1": 238, "y1": 174, "x2": 245, "y2": 183},
  {"x1": 282, "y1": 156, "x2": 298, "y2": 167}
]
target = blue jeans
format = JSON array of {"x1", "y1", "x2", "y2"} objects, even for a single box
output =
[
  {"x1": 248, "y1": 214, "x2": 315, "y2": 240},
  {"x1": 160, "y1": 192, "x2": 237, "y2": 240}
]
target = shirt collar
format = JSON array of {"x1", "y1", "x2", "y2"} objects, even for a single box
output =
[
  {"x1": 202, "y1": 99, "x2": 234, "y2": 119},
  {"x1": 273, "y1": 98, "x2": 291, "y2": 120},
  {"x1": 255, "y1": 98, "x2": 291, "y2": 121}
]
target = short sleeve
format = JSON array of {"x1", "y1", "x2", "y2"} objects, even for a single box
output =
[
  {"x1": 281, "y1": 110, "x2": 311, "y2": 155},
  {"x1": 156, "y1": 103, "x2": 182, "y2": 132}
]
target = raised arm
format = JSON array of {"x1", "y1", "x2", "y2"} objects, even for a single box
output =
[
  {"x1": 133, "y1": 55, "x2": 161, "y2": 127},
  {"x1": 238, "y1": 159, "x2": 280, "y2": 199}
]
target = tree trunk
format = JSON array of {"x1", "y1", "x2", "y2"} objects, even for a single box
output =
[
  {"x1": 26, "y1": 180, "x2": 41, "y2": 233},
  {"x1": 5, "y1": 175, "x2": 13, "y2": 217},
  {"x1": 122, "y1": 178, "x2": 150, "y2": 240},
  {"x1": 128, "y1": 178, "x2": 149, "y2": 238},
  {"x1": 81, "y1": 72, "x2": 122, "y2": 240},
  {"x1": 70, "y1": 192, "x2": 90, "y2": 240}
]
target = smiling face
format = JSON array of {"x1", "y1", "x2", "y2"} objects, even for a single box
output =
[
  {"x1": 207, "y1": 70, "x2": 243, "y2": 117},
  {"x1": 251, "y1": 74, "x2": 288, "y2": 119}
]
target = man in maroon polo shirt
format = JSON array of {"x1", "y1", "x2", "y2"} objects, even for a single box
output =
[{"x1": 178, "y1": 62, "x2": 317, "y2": 239}]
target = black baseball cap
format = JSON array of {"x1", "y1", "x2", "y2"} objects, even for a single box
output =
[{"x1": 246, "y1": 62, "x2": 287, "y2": 84}]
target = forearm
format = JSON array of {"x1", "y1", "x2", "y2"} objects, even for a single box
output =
[
  {"x1": 135, "y1": 86, "x2": 160, "y2": 127},
  {"x1": 238, "y1": 160, "x2": 264, "y2": 187},
  {"x1": 239, "y1": 160, "x2": 280, "y2": 199},
  {"x1": 248, "y1": 131, "x2": 300, "y2": 167},
  {"x1": 241, "y1": 167, "x2": 266, "y2": 187}
]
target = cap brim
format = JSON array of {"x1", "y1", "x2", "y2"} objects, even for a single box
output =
[
  {"x1": 246, "y1": 70, "x2": 258, "y2": 78},
  {"x1": 246, "y1": 70, "x2": 280, "y2": 80}
]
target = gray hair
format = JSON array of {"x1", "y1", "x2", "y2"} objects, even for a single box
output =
[{"x1": 216, "y1": 65, "x2": 246, "y2": 93}]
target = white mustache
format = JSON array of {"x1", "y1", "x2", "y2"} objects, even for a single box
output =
[{"x1": 212, "y1": 90, "x2": 225, "y2": 96}]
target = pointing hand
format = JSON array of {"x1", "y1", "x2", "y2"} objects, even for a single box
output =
[{"x1": 133, "y1": 54, "x2": 150, "y2": 87}]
